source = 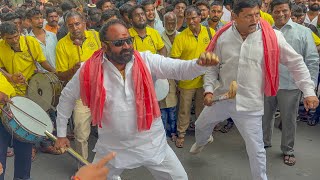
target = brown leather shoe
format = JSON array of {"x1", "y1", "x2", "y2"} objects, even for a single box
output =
[{"x1": 40, "y1": 145, "x2": 64, "y2": 155}]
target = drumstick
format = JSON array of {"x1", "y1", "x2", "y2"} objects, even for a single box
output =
[
  {"x1": 44, "y1": 131, "x2": 90, "y2": 166},
  {"x1": 211, "y1": 81, "x2": 237, "y2": 103}
]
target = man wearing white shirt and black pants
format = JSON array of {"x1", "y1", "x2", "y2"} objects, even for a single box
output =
[
  {"x1": 190, "y1": 1, "x2": 319, "y2": 180},
  {"x1": 54, "y1": 19, "x2": 219, "y2": 180}
]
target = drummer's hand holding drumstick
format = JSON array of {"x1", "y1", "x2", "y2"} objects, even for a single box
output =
[
  {"x1": 0, "y1": 91, "x2": 11, "y2": 104},
  {"x1": 204, "y1": 93, "x2": 214, "y2": 106},
  {"x1": 74, "y1": 152, "x2": 116, "y2": 180},
  {"x1": 11, "y1": 73, "x2": 26, "y2": 84},
  {"x1": 54, "y1": 137, "x2": 71, "y2": 152}
]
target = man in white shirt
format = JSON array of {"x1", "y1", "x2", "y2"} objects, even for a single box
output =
[
  {"x1": 54, "y1": 19, "x2": 218, "y2": 180},
  {"x1": 190, "y1": 0, "x2": 319, "y2": 180}
]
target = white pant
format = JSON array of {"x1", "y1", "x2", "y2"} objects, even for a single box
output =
[
  {"x1": 195, "y1": 100, "x2": 267, "y2": 180},
  {"x1": 93, "y1": 144, "x2": 188, "y2": 180}
]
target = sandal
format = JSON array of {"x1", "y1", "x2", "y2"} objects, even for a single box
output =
[
  {"x1": 175, "y1": 137, "x2": 185, "y2": 148},
  {"x1": 171, "y1": 134, "x2": 177, "y2": 142},
  {"x1": 31, "y1": 147, "x2": 37, "y2": 162},
  {"x1": 307, "y1": 116, "x2": 319, "y2": 126},
  {"x1": 283, "y1": 154, "x2": 296, "y2": 166},
  {"x1": 220, "y1": 122, "x2": 234, "y2": 133},
  {"x1": 40, "y1": 145, "x2": 64, "y2": 155},
  {"x1": 7, "y1": 150, "x2": 14, "y2": 157}
]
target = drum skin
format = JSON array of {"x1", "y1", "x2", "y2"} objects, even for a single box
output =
[
  {"x1": 1, "y1": 97, "x2": 54, "y2": 143},
  {"x1": 27, "y1": 72, "x2": 62, "y2": 111}
]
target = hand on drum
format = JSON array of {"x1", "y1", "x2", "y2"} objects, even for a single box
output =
[
  {"x1": 204, "y1": 93, "x2": 214, "y2": 106},
  {"x1": 197, "y1": 52, "x2": 219, "y2": 66},
  {"x1": 303, "y1": 96, "x2": 319, "y2": 111},
  {"x1": 54, "y1": 137, "x2": 71, "y2": 152},
  {"x1": 11, "y1": 73, "x2": 26, "y2": 84},
  {"x1": 75, "y1": 152, "x2": 116, "y2": 180},
  {"x1": 0, "y1": 91, "x2": 10, "y2": 104}
]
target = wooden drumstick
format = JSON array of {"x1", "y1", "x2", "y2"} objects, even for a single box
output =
[
  {"x1": 211, "y1": 81, "x2": 237, "y2": 103},
  {"x1": 45, "y1": 131, "x2": 90, "y2": 166}
]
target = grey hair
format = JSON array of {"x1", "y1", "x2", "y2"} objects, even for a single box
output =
[{"x1": 163, "y1": 11, "x2": 177, "y2": 24}]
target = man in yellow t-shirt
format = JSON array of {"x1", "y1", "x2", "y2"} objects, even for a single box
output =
[
  {"x1": 55, "y1": 11, "x2": 101, "y2": 161},
  {"x1": 171, "y1": 6, "x2": 215, "y2": 148},
  {"x1": 0, "y1": 22, "x2": 55, "y2": 96},
  {"x1": 0, "y1": 72, "x2": 34, "y2": 180},
  {"x1": 128, "y1": 5, "x2": 167, "y2": 56}
]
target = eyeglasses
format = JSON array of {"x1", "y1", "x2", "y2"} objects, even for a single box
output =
[{"x1": 104, "y1": 37, "x2": 133, "y2": 47}]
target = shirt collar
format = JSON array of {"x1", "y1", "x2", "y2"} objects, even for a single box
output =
[
  {"x1": 273, "y1": 18, "x2": 294, "y2": 30},
  {"x1": 186, "y1": 25, "x2": 205, "y2": 36},
  {"x1": 130, "y1": 27, "x2": 152, "y2": 37}
]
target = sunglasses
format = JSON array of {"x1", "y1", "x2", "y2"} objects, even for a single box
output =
[{"x1": 104, "y1": 37, "x2": 133, "y2": 47}]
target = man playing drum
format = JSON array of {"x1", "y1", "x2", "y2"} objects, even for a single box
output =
[
  {"x1": 55, "y1": 11, "x2": 101, "y2": 163},
  {"x1": 55, "y1": 19, "x2": 219, "y2": 180}
]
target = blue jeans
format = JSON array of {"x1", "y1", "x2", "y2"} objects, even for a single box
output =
[
  {"x1": 0, "y1": 120, "x2": 32, "y2": 180},
  {"x1": 161, "y1": 106, "x2": 177, "y2": 136}
]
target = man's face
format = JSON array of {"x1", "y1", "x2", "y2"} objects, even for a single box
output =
[
  {"x1": 271, "y1": 4, "x2": 291, "y2": 28},
  {"x1": 209, "y1": 5, "x2": 223, "y2": 22},
  {"x1": 164, "y1": 15, "x2": 177, "y2": 34},
  {"x1": 47, "y1": 12, "x2": 59, "y2": 27},
  {"x1": 144, "y1": 4, "x2": 155, "y2": 22},
  {"x1": 173, "y1": 3, "x2": 186, "y2": 18},
  {"x1": 295, "y1": 0, "x2": 306, "y2": 4},
  {"x1": 308, "y1": 0, "x2": 320, "y2": 11},
  {"x1": 12, "y1": 18, "x2": 22, "y2": 32},
  {"x1": 185, "y1": 10, "x2": 201, "y2": 31},
  {"x1": 66, "y1": 16, "x2": 86, "y2": 39},
  {"x1": 291, "y1": 15, "x2": 305, "y2": 24},
  {"x1": 30, "y1": 14, "x2": 44, "y2": 29},
  {"x1": 3, "y1": 32, "x2": 20, "y2": 49},
  {"x1": 103, "y1": 24, "x2": 134, "y2": 64},
  {"x1": 131, "y1": 8, "x2": 147, "y2": 29},
  {"x1": 197, "y1": 5, "x2": 209, "y2": 21},
  {"x1": 233, "y1": 6, "x2": 260, "y2": 35},
  {"x1": 101, "y1": 2, "x2": 113, "y2": 11}
]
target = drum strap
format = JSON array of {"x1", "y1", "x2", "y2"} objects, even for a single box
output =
[{"x1": 24, "y1": 36, "x2": 40, "y2": 71}]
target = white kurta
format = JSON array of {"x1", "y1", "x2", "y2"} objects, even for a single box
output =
[
  {"x1": 56, "y1": 51, "x2": 207, "y2": 169},
  {"x1": 204, "y1": 24, "x2": 316, "y2": 112}
]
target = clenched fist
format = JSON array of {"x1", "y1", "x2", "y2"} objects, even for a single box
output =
[{"x1": 197, "y1": 52, "x2": 219, "y2": 66}]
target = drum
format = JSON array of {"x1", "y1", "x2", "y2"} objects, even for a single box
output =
[
  {"x1": 1, "y1": 96, "x2": 54, "y2": 143},
  {"x1": 154, "y1": 79, "x2": 170, "y2": 101},
  {"x1": 27, "y1": 72, "x2": 62, "y2": 111}
]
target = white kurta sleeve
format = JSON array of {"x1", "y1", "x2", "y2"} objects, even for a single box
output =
[
  {"x1": 143, "y1": 51, "x2": 208, "y2": 80},
  {"x1": 277, "y1": 32, "x2": 316, "y2": 97},
  {"x1": 56, "y1": 69, "x2": 81, "y2": 137},
  {"x1": 203, "y1": 46, "x2": 221, "y2": 93}
]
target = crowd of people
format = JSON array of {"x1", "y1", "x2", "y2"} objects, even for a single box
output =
[{"x1": 0, "y1": 0, "x2": 319, "y2": 179}]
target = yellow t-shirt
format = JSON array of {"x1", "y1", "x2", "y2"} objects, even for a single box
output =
[
  {"x1": 56, "y1": 30, "x2": 101, "y2": 72},
  {"x1": 260, "y1": 10, "x2": 274, "y2": 25},
  {"x1": 0, "y1": 36, "x2": 46, "y2": 96},
  {"x1": 0, "y1": 72, "x2": 16, "y2": 114},
  {"x1": 129, "y1": 27, "x2": 165, "y2": 54},
  {"x1": 312, "y1": 32, "x2": 320, "y2": 46},
  {"x1": 171, "y1": 25, "x2": 215, "y2": 89}
]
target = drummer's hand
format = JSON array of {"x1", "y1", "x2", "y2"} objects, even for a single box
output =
[
  {"x1": 0, "y1": 162, "x2": 3, "y2": 175},
  {"x1": 204, "y1": 93, "x2": 214, "y2": 106},
  {"x1": 197, "y1": 52, "x2": 219, "y2": 66},
  {"x1": 55, "y1": 137, "x2": 70, "y2": 152},
  {"x1": 0, "y1": 91, "x2": 10, "y2": 104},
  {"x1": 303, "y1": 96, "x2": 319, "y2": 111},
  {"x1": 75, "y1": 152, "x2": 116, "y2": 180},
  {"x1": 11, "y1": 73, "x2": 26, "y2": 84}
]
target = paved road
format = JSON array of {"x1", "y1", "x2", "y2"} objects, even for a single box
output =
[{"x1": 4, "y1": 121, "x2": 320, "y2": 180}]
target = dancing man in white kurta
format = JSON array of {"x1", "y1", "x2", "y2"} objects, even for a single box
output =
[
  {"x1": 54, "y1": 19, "x2": 219, "y2": 180},
  {"x1": 189, "y1": 1, "x2": 319, "y2": 180}
]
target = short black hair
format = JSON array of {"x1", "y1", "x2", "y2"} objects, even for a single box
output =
[
  {"x1": 0, "y1": 21, "x2": 19, "y2": 36},
  {"x1": 184, "y1": 5, "x2": 201, "y2": 17},
  {"x1": 210, "y1": 1, "x2": 224, "y2": 8},
  {"x1": 60, "y1": 1, "x2": 76, "y2": 12},
  {"x1": 46, "y1": 7, "x2": 58, "y2": 17},
  {"x1": 195, "y1": 0, "x2": 210, "y2": 10},
  {"x1": 128, "y1": 5, "x2": 145, "y2": 19},
  {"x1": 15, "y1": 8, "x2": 27, "y2": 20},
  {"x1": 270, "y1": 0, "x2": 292, "y2": 12},
  {"x1": 232, "y1": 0, "x2": 261, "y2": 15},
  {"x1": 119, "y1": 3, "x2": 133, "y2": 16},
  {"x1": 141, "y1": 0, "x2": 155, "y2": 7},
  {"x1": 2, "y1": 12, "x2": 19, "y2": 22},
  {"x1": 26, "y1": 8, "x2": 42, "y2": 19},
  {"x1": 165, "y1": 5, "x2": 175, "y2": 13},
  {"x1": 291, "y1": 4, "x2": 305, "y2": 17},
  {"x1": 101, "y1": 9, "x2": 121, "y2": 22},
  {"x1": 99, "y1": 19, "x2": 127, "y2": 42},
  {"x1": 96, "y1": 0, "x2": 114, "y2": 10},
  {"x1": 172, "y1": 0, "x2": 188, "y2": 8},
  {"x1": 65, "y1": 11, "x2": 85, "y2": 23}
]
